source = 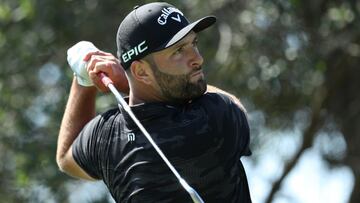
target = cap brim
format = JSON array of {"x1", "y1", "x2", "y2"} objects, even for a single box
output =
[{"x1": 164, "y1": 16, "x2": 216, "y2": 48}]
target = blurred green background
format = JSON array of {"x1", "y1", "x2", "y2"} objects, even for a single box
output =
[{"x1": 1, "y1": 0, "x2": 359, "y2": 202}]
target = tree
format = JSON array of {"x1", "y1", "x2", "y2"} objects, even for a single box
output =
[
  {"x1": 204, "y1": 0, "x2": 359, "y2": 202},
  {"x1": 0, "y1": 0, "x2": 358, "y2": 202}
]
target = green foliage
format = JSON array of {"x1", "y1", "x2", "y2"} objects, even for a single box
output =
[{"x1": 0, "y1": 0, "x2": 359, "y2": 202}]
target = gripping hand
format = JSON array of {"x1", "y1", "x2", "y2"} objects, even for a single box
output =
[{"x1": 67, "y1": 41, "x2": 99, "y2": 86}]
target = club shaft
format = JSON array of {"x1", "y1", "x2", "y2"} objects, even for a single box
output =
[{"x1": 107, "y1": 83, "x2": 204, "y2": 203}]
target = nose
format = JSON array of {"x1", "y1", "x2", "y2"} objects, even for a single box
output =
[{"x1": 189, "y1": 47, "x2": 204, "y2": 68}]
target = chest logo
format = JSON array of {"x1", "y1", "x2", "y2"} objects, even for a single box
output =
[{"x1": 127, "y1": 133, "x2": 136, "y2": 142}]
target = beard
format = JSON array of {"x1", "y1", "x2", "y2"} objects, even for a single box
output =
[{"x1": 151, "y1": 64, "x2": 207, "y2": 103}]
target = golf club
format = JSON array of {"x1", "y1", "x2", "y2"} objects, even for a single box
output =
[{"x1": 99, "y1": 73, "x2": 205, "y2": 203}]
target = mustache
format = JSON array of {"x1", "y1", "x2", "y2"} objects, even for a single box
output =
[{"x1": 191, "y1": 66, "x2": 202, "y2": 74}]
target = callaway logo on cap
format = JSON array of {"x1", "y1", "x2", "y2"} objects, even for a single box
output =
[
  {"x1": 157, "y1": 7, "x2": 184, "y2": 25},
  {"x1": 116, "y1": 2, "x2": 216, "y2": 69}
]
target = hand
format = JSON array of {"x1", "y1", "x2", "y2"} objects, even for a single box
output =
[
  {"x1": 84, "y1": 51, "x2": 129, "y2": 93},
  {"x1": 67, "y1": 41, "x2": 99, "y2": 87}
]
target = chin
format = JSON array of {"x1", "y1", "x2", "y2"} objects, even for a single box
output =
[{"x1": 189, "y1": 81, "x2": 207, "y2": 99}]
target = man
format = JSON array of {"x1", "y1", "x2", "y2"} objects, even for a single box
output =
[{"x1": 57, "y1": 2, "x2": 252, "y2": 202}]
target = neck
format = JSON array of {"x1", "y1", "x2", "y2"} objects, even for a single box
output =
[
  {"x1": 129, "y1": 90, "x2": 193, "y2": 106},
  {"x1": 128, "y1": 92, "x2": 145, "y2": 106},
  {"x1": 128, "y1": 84, "x2": 164, "y2": 106}
]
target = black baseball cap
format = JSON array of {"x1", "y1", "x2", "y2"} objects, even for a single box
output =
[{"x1": 116, "y1": 2, "x2": 216, "y2": 69}]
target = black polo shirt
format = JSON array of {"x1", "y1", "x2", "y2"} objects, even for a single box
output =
[{"x1": 72, "y1": 92, "x2": 252, "y2": 203}]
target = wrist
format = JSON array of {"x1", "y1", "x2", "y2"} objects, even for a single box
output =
[{"x1": 73, "y1": 77, "x2": 98, "y2": 94}]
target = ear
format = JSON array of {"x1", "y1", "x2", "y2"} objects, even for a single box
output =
[{"x1": 129, "y1": 60, "x2": 154, "y2": 85}]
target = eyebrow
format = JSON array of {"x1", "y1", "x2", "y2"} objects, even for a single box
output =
[{"x1": 171, "y1": 34, "x2": 198, "y2": 50}]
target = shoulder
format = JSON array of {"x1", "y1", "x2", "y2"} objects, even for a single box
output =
[
  {"x1": 99, "y1": 107, "x2": 121, "y2": 121},
  {"x1": 200, "y1": 92, "x2": 246, "y2": 113},
  {"x1": 88, "y1": 107, "x2": 121, "y2": 126},
  {"x1": 204, "y1": 85, "x2": 247, "y2": 113},
  {"x1": 76, "y1": 107, "x2": 122, "y2": 143},
  {"x1": 197, "y1": 92, "x2": 230, "y2": 104},
  {"x1": 71, "y1": 107, "x2": 122, "y2": 177},
  {"x1": 190, "y1": 93, "x2": 241, "y2": 123}
]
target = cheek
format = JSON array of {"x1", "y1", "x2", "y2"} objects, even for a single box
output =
[
  {"x1": 155, "y1": 53, "x2": 192, "y2": 75},
  {"x1": 165, "y1": 59, "x2": 193, "y2": 75}
]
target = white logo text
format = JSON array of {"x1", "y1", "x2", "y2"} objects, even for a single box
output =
[
  {"x1": 122, "y1": 41, "x2": 148, "y2": 63},
  {"x1": 157, "y1": 7, "x2": 184, "y2": 25},
  {"x1": 127, "y1": 133, "x2": 135, "y2": 142}
]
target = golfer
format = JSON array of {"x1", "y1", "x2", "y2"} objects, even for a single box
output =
[{"x1": 57, "y1": 2, "x2": 252, "y2": 202}]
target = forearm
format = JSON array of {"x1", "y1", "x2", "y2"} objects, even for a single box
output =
[{"x1": 56, "y1": 78, "x2": 97, "y2": 167}]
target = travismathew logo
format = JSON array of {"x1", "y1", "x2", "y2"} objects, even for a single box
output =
[
  {"x1": 157, "y1": 7, "x2": 184, "y2": 25},
  {"x1": 127, "y1": 133, "x2": 135, "y2": 142}
]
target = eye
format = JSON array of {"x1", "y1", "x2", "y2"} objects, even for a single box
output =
[
  {"x1": 192, "y1": 38, "x2": 198, "y2": 47},
  {"x1": 174, "y1": 46, "x2": 184, "y2": 55}
]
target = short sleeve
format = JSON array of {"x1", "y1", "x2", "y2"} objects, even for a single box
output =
[
  {"x1": 72, "y1": 115, "x2": 104, "y2": 179},
  {"x1": 206, "y1": 92, "x2": 251, "y2": 157},
  {"x1": 229, "y1": 99, "x2": 251, "y2": 156}
]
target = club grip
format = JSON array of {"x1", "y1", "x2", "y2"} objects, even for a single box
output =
[{"x1": 98, "y1": 72, "x2": 113, "y2": 87}]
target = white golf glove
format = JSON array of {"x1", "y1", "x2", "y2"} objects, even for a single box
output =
[{"x1": 67, "y1": 41, "x2": 99, "y2": 86}]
